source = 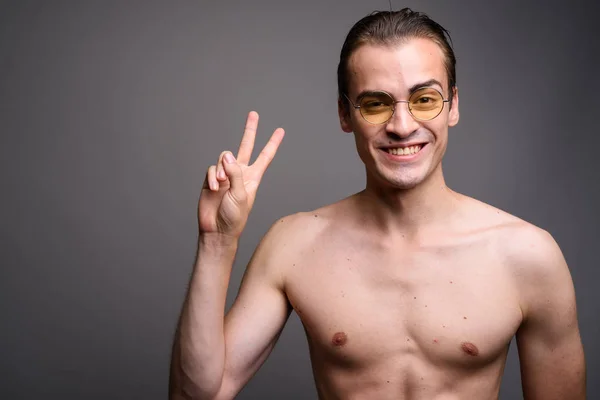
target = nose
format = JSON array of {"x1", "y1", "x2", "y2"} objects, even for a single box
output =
[{"x1": 385, "y1": 101, "x2": 420, "y2": 138}]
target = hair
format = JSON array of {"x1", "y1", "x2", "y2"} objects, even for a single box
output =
[{"x1": 337, "y1": 8, "x2": 457, "y2": 112}]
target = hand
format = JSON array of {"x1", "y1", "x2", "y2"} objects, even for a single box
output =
[{"x1": 198, "y1": 111, "x2": 285, "y2": 239}]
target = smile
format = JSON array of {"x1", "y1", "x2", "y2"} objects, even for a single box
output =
[{"x1": 385, "y1": 144, "x2": 423, "y2": 156}]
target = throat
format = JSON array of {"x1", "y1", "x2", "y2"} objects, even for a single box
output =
[{"x1": 358, "y1": 176, "x2": 458, "y2": 233}]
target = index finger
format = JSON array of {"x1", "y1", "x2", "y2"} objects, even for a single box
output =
[{"x1": 236, "y1": 111, "x2": 259, "y2": 165}]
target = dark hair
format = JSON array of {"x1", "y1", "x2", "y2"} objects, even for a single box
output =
[{"x1": 337, "y1": 8, "x2": 456, "y2": 112}]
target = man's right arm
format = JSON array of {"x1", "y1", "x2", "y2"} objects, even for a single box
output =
[
  {"x1": 169, "y1": 111, "x2": 287, "y2": 399},
  {"x1": 169, "y1": 223, "x2": 293, "y2": 400}
]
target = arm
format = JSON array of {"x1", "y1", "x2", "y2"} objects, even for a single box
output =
[
  {"x1": 220, "y1": 219, "x2": 294, "y2": 398},
  {"x1": 514, "y1": 229, "x2": 586, "y2": 400},
  {"x1": 169, "y1": 234, "x2": 239, "y2": 400},
  {"x1": 170, "y1": 223, "x2": 292, "y2": 400},
  {"x1": 169, "y1": 111, "x2": 287, "y2": 399}
]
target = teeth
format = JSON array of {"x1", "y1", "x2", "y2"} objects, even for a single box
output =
[{"x1": 387, "y1": 145, "x2": 422, "y2": 156}]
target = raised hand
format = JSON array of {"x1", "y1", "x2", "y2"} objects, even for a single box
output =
[{"x1": 198, "y1": 111, "x2": 285, "y2": 239}]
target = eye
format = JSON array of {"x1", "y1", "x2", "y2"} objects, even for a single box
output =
[
  {"x1": 365, "y1": 101, "x2": 386, "y2": 107},
  {"x1": 360, "y1": 93, "x2": 394, "y2": 112},
  {"x1": 416, "y1": 96, "x2": 432, "y2": 103}
]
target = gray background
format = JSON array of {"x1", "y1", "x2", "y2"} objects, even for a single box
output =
[{"x1": 1, "y1": 1, "x2": 598, "y2": 399}]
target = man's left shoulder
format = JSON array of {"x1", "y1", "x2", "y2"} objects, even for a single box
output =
[
  {"x1": 462, "y1": 196, "x2": 564, "y2": 274},
  {"x1": 470, "y1": 202, "x2": 570, "y2": 293},
  {"x1": 494, "y1": 217, "x2": 564, "y2": 276}
]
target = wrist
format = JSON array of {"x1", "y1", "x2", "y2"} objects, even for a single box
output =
[{"x1": 197, "y1": 232, "x2": 239, "y2": 255}]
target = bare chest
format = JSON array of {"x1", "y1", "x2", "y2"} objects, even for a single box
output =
[{"x1": 284, "y1": 241, "x2": 522, "y2": 370}]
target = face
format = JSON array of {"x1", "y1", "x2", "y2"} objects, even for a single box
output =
[{"x1": 338, "y1": 38, "x2": 459, "y2": 190}]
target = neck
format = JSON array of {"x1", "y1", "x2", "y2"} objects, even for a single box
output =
[{"x1": 356, "y1": 165, "x2": 459, "y2": 238}]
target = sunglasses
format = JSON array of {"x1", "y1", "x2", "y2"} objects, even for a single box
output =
[{"x1": 344, "y1": 87, "x2": 450, "y2": 124}]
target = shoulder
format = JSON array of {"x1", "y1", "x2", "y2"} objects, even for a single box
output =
[
  {"x1": 500, "y1": 221, "x2": 570, "y2": 311},
  {"x1": 253, "y1": 198, "x2": 351, "y2": 264},
  {"x1": 480, "y1": 205, "x2": 566, "y2": 283},
  {"x1": 458, "y1": 195, "x2": 572, "y2": 316},
  {"x1": 457, "y1": 195, "x2": 559, "y2": 263},
  {"x1": 263, "y1": 194, "x2": 356, "y2": 245},
  {"x1": 465, "y1": 198, "x2": 572, "y2": 318},
  {"x1": 262, "y1": 209, "x2": 333, "y2": 249}
]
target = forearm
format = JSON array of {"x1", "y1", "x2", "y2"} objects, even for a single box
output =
[{"x1": 171, "y1": 234, "x2": 239, "y2": 399}]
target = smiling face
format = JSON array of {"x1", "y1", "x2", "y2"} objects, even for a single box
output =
[{"x1": 338, "y1": 38, "x2": 459, "y2": 190}]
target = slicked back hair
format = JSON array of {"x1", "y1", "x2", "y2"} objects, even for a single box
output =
[{"x1": 337, "y1": 8, "x2": 456, "y2": 112}]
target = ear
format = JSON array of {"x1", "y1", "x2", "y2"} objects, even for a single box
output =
[
  {"x1": 448, "y1": 86, "x2": 459, "y2": 127},
  {"x1": 338, "y1": 97, "x2": 353, "y2": 133}
]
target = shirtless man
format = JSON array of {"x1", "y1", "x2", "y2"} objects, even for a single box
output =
[{"x1": 169, "y1": 9, "x2": 586, "y2": 400}]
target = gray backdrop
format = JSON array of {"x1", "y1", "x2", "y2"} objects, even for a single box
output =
[{"x1": 1, "y1": 1, "x2": 598, "y2": 399}]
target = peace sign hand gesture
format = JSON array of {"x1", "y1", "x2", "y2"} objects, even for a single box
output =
[{"x1": 199, "y1": 111, "x2": 285, "y2": 239}]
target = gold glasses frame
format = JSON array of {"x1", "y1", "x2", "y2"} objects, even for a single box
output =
[{"x1": 343, "y1": 87, "x2": 450, "y2": 124}]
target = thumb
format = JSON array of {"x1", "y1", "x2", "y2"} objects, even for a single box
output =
[{"x1": 222, "y1": 152, "x2": 247, "y2": 203}]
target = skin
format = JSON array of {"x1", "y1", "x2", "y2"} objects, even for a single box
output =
[{"x1": 169, "y1": 38, "x2": 586, "y2": 400}]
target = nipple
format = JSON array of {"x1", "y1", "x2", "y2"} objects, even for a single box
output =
[
  {"x1": 461, "y1": 342, "x2": 479, "y2": 356},
  {"x1": 331, "y1": 332, "x2": 348, "y2": 347}
]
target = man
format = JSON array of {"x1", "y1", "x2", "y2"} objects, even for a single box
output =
[{"x1": 170, "y1": 8, "x2": 586, "y2": 400}]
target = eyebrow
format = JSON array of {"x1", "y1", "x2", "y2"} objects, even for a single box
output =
[
  {"x1": 355, "y1": 79, "x2": 445, "y2": 101},
  {"x1": 408, "y1": 79, "x2": 444, "y2": 94}
]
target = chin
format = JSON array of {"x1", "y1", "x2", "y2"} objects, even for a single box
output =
[
  {"x1": 386, "y1": 178, "x2": 423, "y2": 190},
  {"x1": 376, "y1": 170, "x2": 425, "y2": 190},
  {"x1": 360, "y1": 149, "x2": 435, "y2": 190}
]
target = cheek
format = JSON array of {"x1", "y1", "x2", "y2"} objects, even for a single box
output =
[
  {"x1": 430, "y1": 128, "x2": 449, "y2": 159},
  {"x1": 352, "y1": 130, "x2": 379, "y2": 162},
  {"x1": 424, "y1": 119, "x2": 448, "y2": 142},
  {"x1": 353, "y1": 133, "x2": 369, "y2": 156}
]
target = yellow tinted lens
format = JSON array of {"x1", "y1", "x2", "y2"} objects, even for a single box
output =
[
  {"x1": 359, "y1": 93, "x2": 394, "y2": 124},
  {"x1": 409, "y1": 88, "x2": 444, "y2": 120}
]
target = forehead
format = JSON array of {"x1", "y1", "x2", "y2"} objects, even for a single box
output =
[{"x1": 347, "y1": 38, "x2": 448, "y2": 97}]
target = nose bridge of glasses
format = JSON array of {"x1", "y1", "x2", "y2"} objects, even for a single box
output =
[
  {"x1": 392, "y1": 99, "x2": 410, "y2": 112},
  {"x1": 392, "y1": 99, "x2": 414, "y2": 117},
  {"x1": 388, "y1": 99, "x2": 420, "y2": 128}
]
